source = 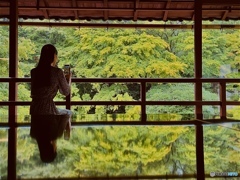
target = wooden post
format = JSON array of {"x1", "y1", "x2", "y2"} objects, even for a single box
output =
[
  {"x1": 195, "y1": 122, "x2": 205, "y2": 180},
  {"x1": 66, "y1": 94, "x2": 71, "y2": 110},
  {"x1": 194, "y1": 0, "x2": 205, "y2": 179},
  {"x1": 219, "y1": 82, "x2": 227, "y2": 119},
  {"x1": 8, "y1": 0, "x2": 18, "y2": 180}
]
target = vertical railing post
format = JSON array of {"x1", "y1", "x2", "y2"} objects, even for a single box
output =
[
  {"x1": 65, "y1": 73, "x2": 71, "y2": 110},
  {"x1": 219, "y1": 82, "x2": 226, "y2": 119},
  {"x1": 194, "y1": 0, "x2": 205, "y2": 179},
  {"x1": 194, "y1": 0, "x2": 203, "y2": 120},
  {"x1": 141, "y1": 81, "x2": 146, "y2": 122},
  {"x1": 66, "y1": 94, "x2": 71, "y2": 110},
  {"x1": 8, "y1": 0, "x2": 18, "y2": 180},
  {"x1": 195, "y1": 121, "x2": 205, "y2": 180}
]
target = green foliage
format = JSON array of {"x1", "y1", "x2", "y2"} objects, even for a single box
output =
[
  {"x1": 0, "y1": 23, "x2": 240, "y2": 178},
  {"x1": 146, "y1": 83, "x2": 219, "y2": 120},
  {"x1": 0, "y1": 129, "x2": 8, "y2": 178},
  {"x1": 0, "y1": 83, "x2": 8, "y2": 101},
  {"x1": 73, "y1": 28, "x2": 186, "y2": 78},
  {"x1": 18, "y1": 38, "x2": 36, "y2": 62},
  {"x1": 0, "y1": 26, "x2": 9, "y2": 78},
  {"x1": 204, "y1": 125, "x2": 240, "y2": 172},
  {"x1": 0, "y1": 26, "x2": 9, "y2": 60}
]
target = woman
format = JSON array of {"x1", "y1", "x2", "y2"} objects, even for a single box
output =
[{"x1": 30, "y1": 44, "x2": 72, "y2": 162}]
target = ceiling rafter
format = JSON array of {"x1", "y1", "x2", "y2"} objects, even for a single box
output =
[
  {"x1": 133, "y1": 0, "x2": 139, "y2": 21},
  {"x1": 104, "y1": 0, "x2": 108, "y2": 21},
  {"x1": 191, "y1": 13, "x2": 195, "y2": 21},
  {"x1": 72, "y1": 0, "x2": 79, "y2": 20},
  {"x1": 42, "y1": 0, "x2": 49, "y2": 19},
  {"x1": 221, "y1": 6, "x2": 233, "y2": 20},
  {"x1": 163, "y1": 0, "x2": 171, "y2": 22},
  {"x1": 0, "y1": 0, "x2": 239, "y2": 21},
  {"x1": 221, "y1": 10, "x2": 228, "y2": 20}
]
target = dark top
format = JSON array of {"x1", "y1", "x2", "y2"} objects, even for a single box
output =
[{"x1": 30, "y1": 66, "x2": 70, "y2": 115}]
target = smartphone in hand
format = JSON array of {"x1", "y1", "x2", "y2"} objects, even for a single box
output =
[
  {"x1": 63, "y1": 65, "x2": 71, "y2": 83},
  {"x1": 63, "y1": 65, "x2": 70, "y2": 76}
]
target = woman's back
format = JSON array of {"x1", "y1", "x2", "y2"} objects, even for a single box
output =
[{"x1": 30, "y1": 66, "x2": 70, "y2": 115}]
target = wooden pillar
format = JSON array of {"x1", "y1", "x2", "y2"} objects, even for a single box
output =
[
  {"x1": 195, "y1": 0, "x2": 203, "y2": 119},
  {"x1": 8, "y1": 0, "x2": 18, "y2": 180},
  {"x1": 194, "y1": 0, "x2": 205, "y2": 179}
]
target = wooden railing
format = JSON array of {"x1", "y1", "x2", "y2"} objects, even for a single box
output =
[
  {"x1": 0, "y1": 77, "x2": 240, "y2": 180},
  {"x1": 1, "y1": 77, "x2": 240, "y2": 123}
]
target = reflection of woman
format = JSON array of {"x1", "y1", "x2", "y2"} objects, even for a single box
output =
[
  {"x1": 30, "y1": 115, "x2": 69, "y2": 162},
  {"x1": 30, "y1": 44, "x2": 72, "y2": 162}
]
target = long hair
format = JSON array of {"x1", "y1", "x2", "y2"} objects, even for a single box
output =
[
  {"x1": 36, "y1": 138, "x2": 57, "y2": 163},
  {"x1": 34, "y1": 44, "x2": 58, "y2": 87}
]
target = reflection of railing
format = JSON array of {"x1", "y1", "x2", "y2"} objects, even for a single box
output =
[
  {"x1": 0, "y1": 77, "x2": 240, "y2": 180},
  {"x1": 14, "y1": 173, "x2": 240, "y2": 179}
]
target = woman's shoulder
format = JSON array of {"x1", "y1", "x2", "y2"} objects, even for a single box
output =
[
  {"x1": 30, "y1": 67, "x2": 37, "y2": 74},
  {"x1": 31, "y1": 67, "x2": 37, "y2": 71},
  {"x1": 51, "y1": 66, "x2": 63, "y2": 74}
]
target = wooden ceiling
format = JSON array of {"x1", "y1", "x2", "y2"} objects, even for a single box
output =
[{"x1": 0, "y1": 0, "x2": 240, "y2": 22}]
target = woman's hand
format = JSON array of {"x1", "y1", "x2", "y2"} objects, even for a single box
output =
[{"x1": 65, "y1": 72, "x2": 72, "y2": 85}]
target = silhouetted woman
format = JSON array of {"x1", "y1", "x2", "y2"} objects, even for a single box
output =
[{"x1": 30, "y1": 44, "x2": 72, "y2": 163}]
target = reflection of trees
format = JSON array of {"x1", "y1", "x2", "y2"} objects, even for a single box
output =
[{"x1": 11, "y1": 125, "x2": 240, "y2": 178}]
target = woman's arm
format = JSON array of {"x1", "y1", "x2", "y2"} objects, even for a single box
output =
[{"x1": 57, "y1": 69, "x2": 71, "y2": 96}]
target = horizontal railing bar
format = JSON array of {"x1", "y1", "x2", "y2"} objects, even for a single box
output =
[
  {"x1": 5, "y1": 119, "x2": 239, "y2": 128},
  {"x1": 70, "y1": 101, "x2": 222, "y2": 105},
  {"x1": 16, "y1": 173, "x2": 239, "y2": 180},
  {"x1": 1, "y1": 101, "x2": 239, "y2": 106},
  {"x1": 16, "y1": 121, "x2": 198, "y2": 127},
  {"x1": 226, "y1": 101, "x2": 240, "y2": 105},
  {"x1": 0, "y1": 77, "x2": 240, "y2": 83},
  {"x1": 0, "y1": 123, "x2": 9, "y2": 128},
  {"x1": 0, "y1": 101, "x2": 65, "y2": 105},
  {"x1": 67, "y1": 119, "x2": 240, "y2": 126}
]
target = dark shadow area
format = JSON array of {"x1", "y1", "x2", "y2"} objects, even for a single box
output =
[{"x1": 30, "y1": 115, "x2": 70, "y2": 163}]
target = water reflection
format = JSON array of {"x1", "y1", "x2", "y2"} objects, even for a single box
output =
[
  {"x1": 0, "y1": 128, "x2": 7, "y2": 179},
  {"x1": 30, "y1": 115, "x2": 70, "y2": 163},
  {"x1": 14, "y1": 121, "x2": 239, "y2": 179}
]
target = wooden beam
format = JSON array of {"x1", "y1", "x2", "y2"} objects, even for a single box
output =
[
  {"x1": 194, "y1": 0, "x2": 205, "y2": 178},
  {"x1": 2, "y1": 6, "x2": 240, "y2": 12},
  {"x1": 8, "y1": 0, "x2": 18, "y2": 179},
  {"x1": 1, "y1": 21, "x2": 238, "y2": 29},
  {"x1": 202, "y1": 0, "x2": 240, "y2": 5}
]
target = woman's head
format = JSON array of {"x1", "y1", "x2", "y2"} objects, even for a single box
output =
[
  {"x1": 38, "y1": 44, "x2": 58, "y2": 68},
  {"x1": 33, "y1": 44, "x2": 58, "y2": 87}
]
